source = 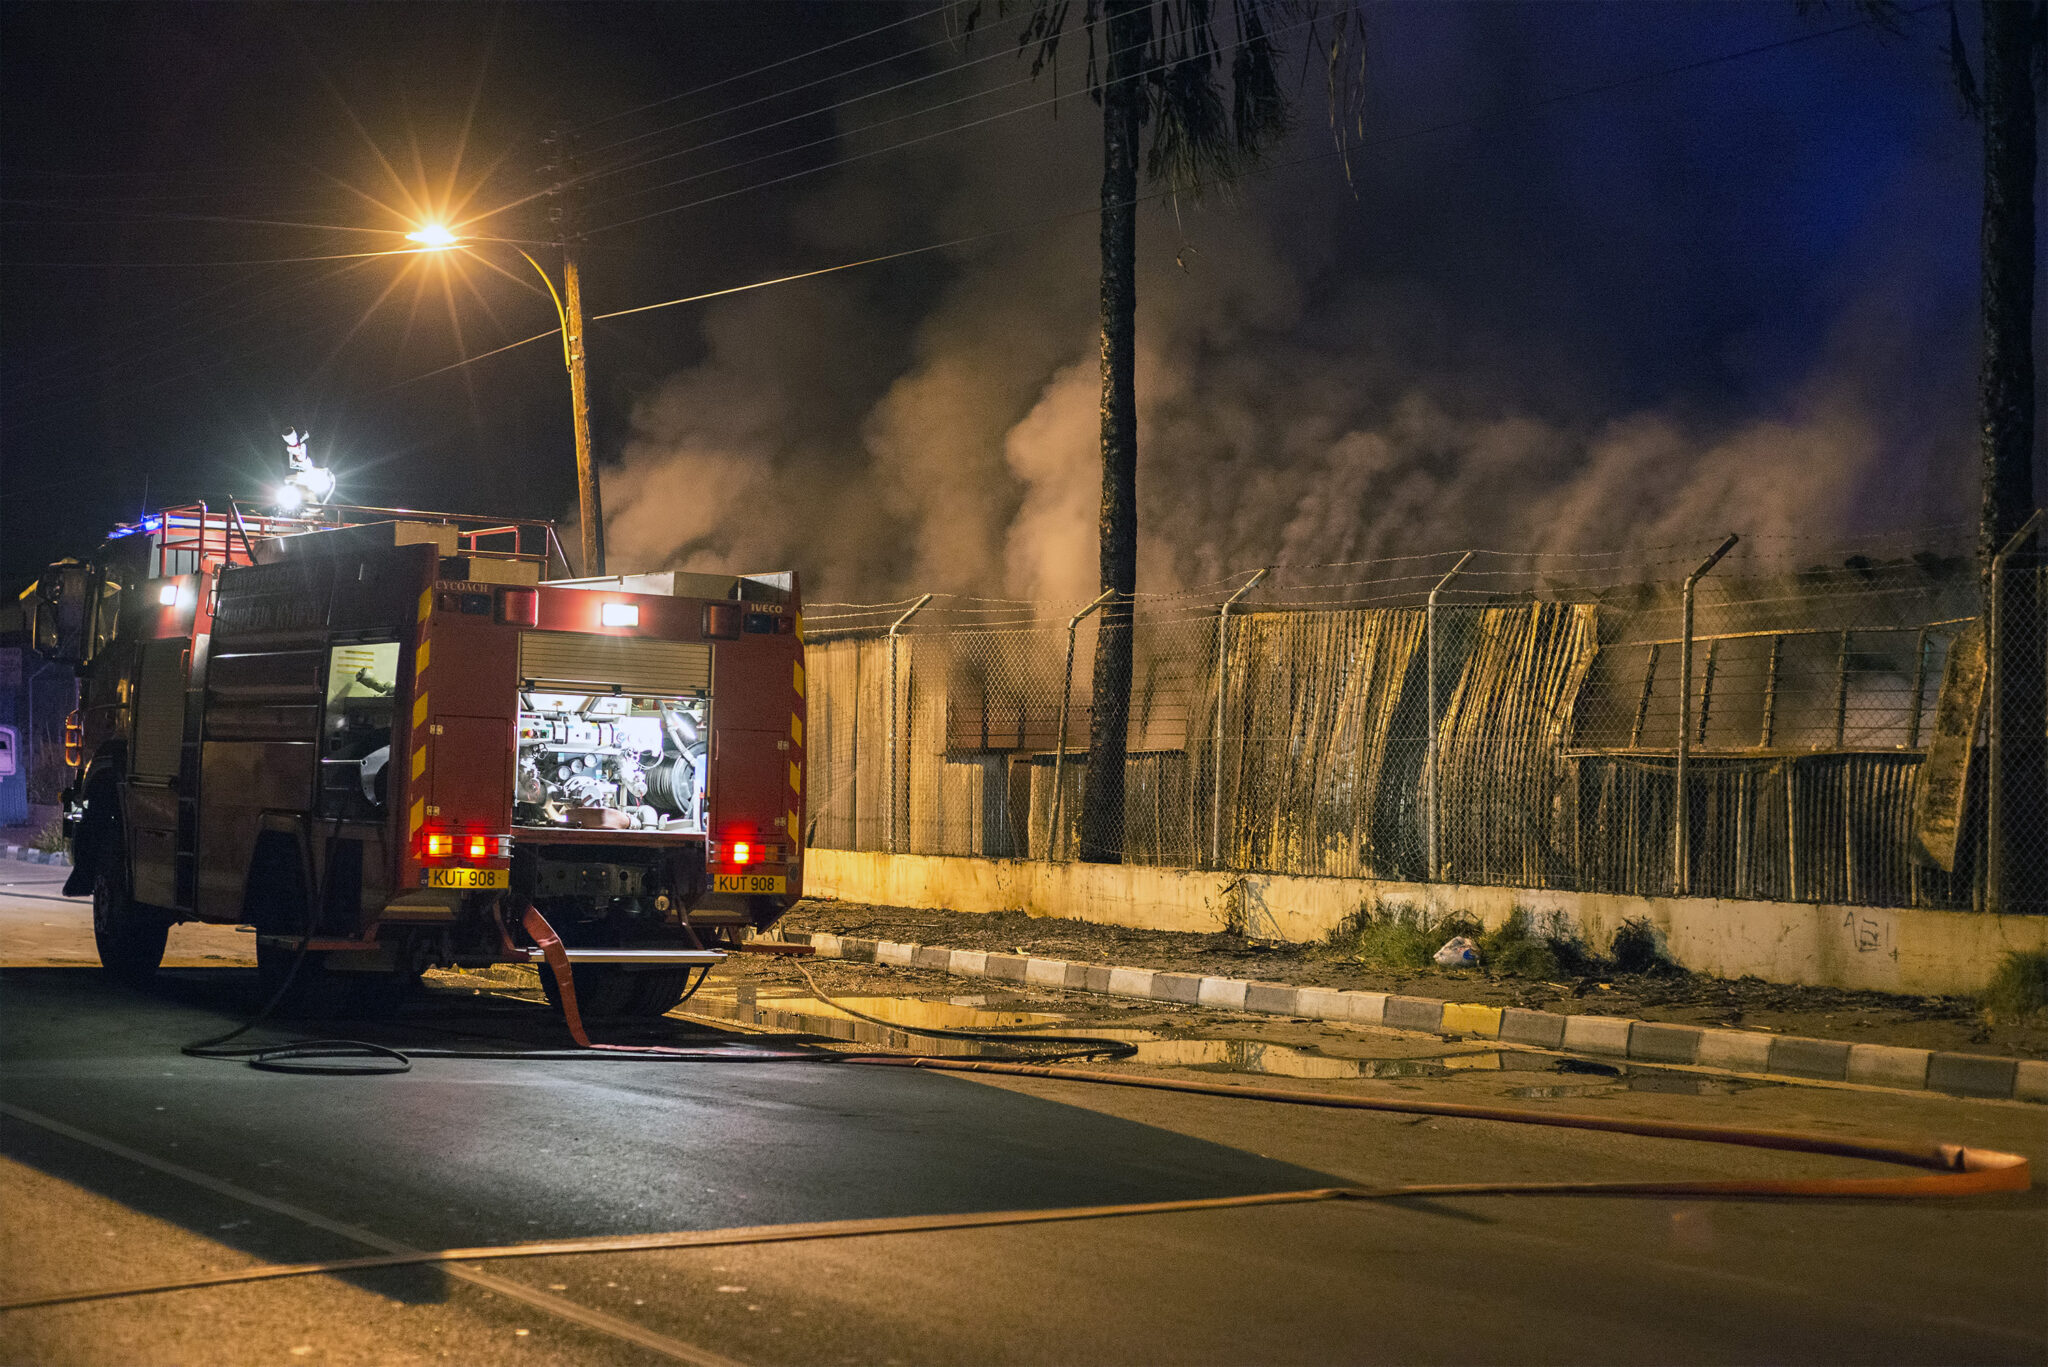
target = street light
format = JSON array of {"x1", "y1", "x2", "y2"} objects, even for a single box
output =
[
  {"x1": 405, "y1": 223, "x2": 604, "y2": 576},
  {"x1": 404, "y1": 223, "x2": 459, "y2": 249}
]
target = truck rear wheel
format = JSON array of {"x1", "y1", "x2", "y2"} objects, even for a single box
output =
[
  {"x1": 625, "y1": 966, "x2": 703, "y2": 1017},
  {"x1": 536, "y1": 964, "x2": 701, "y2": 1019},
  {"x1": 92, "y1": 834, "x2": 169, "y2": 987}
]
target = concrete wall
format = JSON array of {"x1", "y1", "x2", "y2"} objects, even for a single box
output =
[{"x1": 803, "y1": 848, "x2": 2048, "y2": 997}]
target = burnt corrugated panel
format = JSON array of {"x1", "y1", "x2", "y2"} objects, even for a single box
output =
[
  {"x1": 943, "y1": 627, "x2": 1076, "y2": 752},
  {"x1": 1124, "y1": 750, "x2": 1195, "y2": 865},
  {"x1": 1435, "y1": 603, "x2": 1598, "y2": 888},
  {"x1": 804, "y1": 638, "x2": 863, "y2": 851},
  {"x1": 1572, "y1": 752, "x2": 1967, "y2": 909},
  {"x1": 1215, "y1": 608, "x2": 1426, "y2": 878},
  {"x1": 854, "y1": 637, "x2": 895, "y2": 851}
]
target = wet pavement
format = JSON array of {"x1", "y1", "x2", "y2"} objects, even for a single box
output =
[
  {"x1": 4, "y1": 878, "x2": 2044, "y2": 1364},
  {"x1": 674, "y1": 974, "x2": 1785, "y2": 1098}
]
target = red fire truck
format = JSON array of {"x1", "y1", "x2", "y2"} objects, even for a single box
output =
[{"x1": 31, "y1": 502, "x2": 806, "y2": 1017}]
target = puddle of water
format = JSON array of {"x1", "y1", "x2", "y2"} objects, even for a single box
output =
[
  {"x1": 1510, "y1": 1068, "x2": 1770, "y2": 1099},
  {"x1": 1119, "y1": 1037, "x2": 1448, "y2": 1079},
  {"x1": 1555, "y1": 1058, "x2": 1623, "y2": 1077},
  {"x1": 687, "y1": 990, "x2": 1560, "y2": 1081},
  {"x1": 707, "y1": 989, "x2": 1066, "y2": 1032},
  {"x1": 683, "y1": 987, "x2": 1769, "y2": 1095},
  {"x1": 1624, "y1": 1071, "x2": 1766, "y2": 1096},
  {"x1": 1507, "y1": 1083, "x2": 1619, "y2": 1099}
]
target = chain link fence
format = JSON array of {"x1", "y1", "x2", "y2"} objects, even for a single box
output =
[{"x1": 805, "y1": 529, "x2": 2047, "y2": 913}]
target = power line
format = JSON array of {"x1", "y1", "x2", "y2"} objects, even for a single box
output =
[
  {"x1": 1, "y1": 247, "x2": 441, "y2": 269},
  {"x1": 584, "y1": 0, "x2": 1937, "y2": 239},
  {"x1": 465, "y1": 7, "x2": 1030, "y2": 234},
  {"x1": 574, "y1": 4, "x2": 1035, "y2": 181},
  {"x1": 2, "y1": 256, "x2": 384, "y2": 399},
  {"x1": 581, "y1": 10, "x2": 1320, "y2": 218},
  {"x1": 390, "y1": 0, "x2": 1937, "y2": 389},
  {"x1": 578, "y1": 9, "x2": 1324, "y2": 236},
  {"x1": 0, "y1": 208, "x2": 425, "y2": 235},
  {"x1": 382, "y1": 326, "x2": 563, "y2": 390},
  {"x1": 567, "y1": 4, "x2": 951, "y2": 136}
]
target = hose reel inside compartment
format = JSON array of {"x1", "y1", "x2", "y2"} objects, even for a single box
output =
[{"x1": 516, "y1": 632, "x2": 711, "y2": 834}]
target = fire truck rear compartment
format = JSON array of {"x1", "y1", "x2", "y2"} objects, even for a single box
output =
[
  {"x1": 515, "y1": 691, "x2": 708, "y2": 832},
  {"x1": 511, "y1": 628, "x2": 712, "y2": 835}
]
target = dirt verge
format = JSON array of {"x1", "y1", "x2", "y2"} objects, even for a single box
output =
[{"x1": 779, "y1": 898, "x2": 2048, "y2": 1061}]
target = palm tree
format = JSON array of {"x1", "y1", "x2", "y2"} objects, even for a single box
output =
[
  {"x1": 1838, "y1": 0, "x2": 2041, "y2": 906},
  {"x1": 960, "y1": 0, "x2": 1363, "y2": 863},
  {"x1": 1971, "y1": 0, "x2": 2042, "y2": 911}
]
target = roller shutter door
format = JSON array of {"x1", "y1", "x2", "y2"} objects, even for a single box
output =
[{"x1": 518, "y1": 631, "x2": 711, "y2": 696}]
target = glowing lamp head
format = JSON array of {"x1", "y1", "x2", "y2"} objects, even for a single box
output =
[
  {"x1": 157, "y1": 583, "x2": 180, "y2": 606},
  {"x1": 730, "y1": 841, "x2": 753, "y2": 865},
  {"x1": 466, "y1": 835, "x2": 488, "y2": 860},
  {"x1": 297, "y1": 465, "x2": 336, "y2": 502},
  {"x1": 274, "y1": 482, "x2": 305, "y2": 511},
  {"x1": 405, "y1": 223, "x2": 459, "y2": 249},
  {"x1": 600, "y1": 601, "x2": 639, "y2": 628},
  {"x1": 424, "y1": 832, "x2": 453, "y2": 859}
]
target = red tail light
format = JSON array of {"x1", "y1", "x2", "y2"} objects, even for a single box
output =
[
  {"x1": 421, "y1": 831, "x2": 511, "y2": 861},
  {"x1": 713, "y1": 840, "x2": 783, "y2": 865}
]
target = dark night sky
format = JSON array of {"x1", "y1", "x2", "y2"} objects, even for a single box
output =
[{"x1": 1, "y1": 1, "x2": 2036, "y2": 600}]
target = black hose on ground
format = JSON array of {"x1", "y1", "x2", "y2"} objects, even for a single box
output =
[
  {"x1": 788, "y1": 959, "x2": 1137, "y2": 1063},
  {"x1": 180, "y1": 820, "x2": 411, "y2": 1075}
]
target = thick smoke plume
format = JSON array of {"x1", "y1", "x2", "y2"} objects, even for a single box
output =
[{"x1": 603, "y1": 6, "x2": 2003, "y2": 606}]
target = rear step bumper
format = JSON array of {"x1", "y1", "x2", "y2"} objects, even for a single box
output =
[{"x1": 524, "y1": 948, "x2": 726, "y2": 966}]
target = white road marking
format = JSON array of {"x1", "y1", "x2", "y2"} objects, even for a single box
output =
[{"x1": 0, "y1": 1100, "x2": 746, "y2": 1367}]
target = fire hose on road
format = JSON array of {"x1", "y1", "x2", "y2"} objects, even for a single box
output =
[{"x1": 23, "y1": 902, "x2": 2015, "y2": 1319}]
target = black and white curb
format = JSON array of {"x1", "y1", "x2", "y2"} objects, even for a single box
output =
[
  {"x1": 763, "y1": 929, "x2": 2048, "y2": 1105},
  {"x1": 1, "y1": 845, "x2": 70, "y2": 867}
]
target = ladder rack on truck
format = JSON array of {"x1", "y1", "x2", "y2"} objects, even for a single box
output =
[{"x1": 27, "y1": 504, "x2": 805, "y2": 1019}]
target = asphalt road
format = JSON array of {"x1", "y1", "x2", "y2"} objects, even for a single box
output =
[{"x1": 2, "y1": 863, "x2": 2044, "y2": 1366}]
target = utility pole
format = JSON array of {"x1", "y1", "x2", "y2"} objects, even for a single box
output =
[{"x1": 543, "y1": 130, "x2": 605, "y2": 577}]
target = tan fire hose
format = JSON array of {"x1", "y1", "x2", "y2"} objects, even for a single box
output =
[{"x1": 7, "y1": 906, "x2": 2023, "y2": 1315}]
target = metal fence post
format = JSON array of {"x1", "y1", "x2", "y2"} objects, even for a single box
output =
[
  {"x1": 1986, "y1": 507, "x2": 2045, "y2": 913},
  {"x1": 886, "y1": 594, "x2": 932, "y2": 855},
  {"x1": 1673, "y1": 534, "x2": 1739, "y2": 895},
  {"x1": 1051, "y1": 589, "x2": 1115, "y2": 861},
  {"x1": 1425, "y1": 551, "x2": 1474, "y2": 882},
  {"x1": 1209, "y1": 569, "x2": 1269, "y2": 869}
]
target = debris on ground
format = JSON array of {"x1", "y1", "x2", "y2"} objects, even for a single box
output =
[{"x1": 1432, "y1": 936, "x2": 1479, "y2": 968}]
